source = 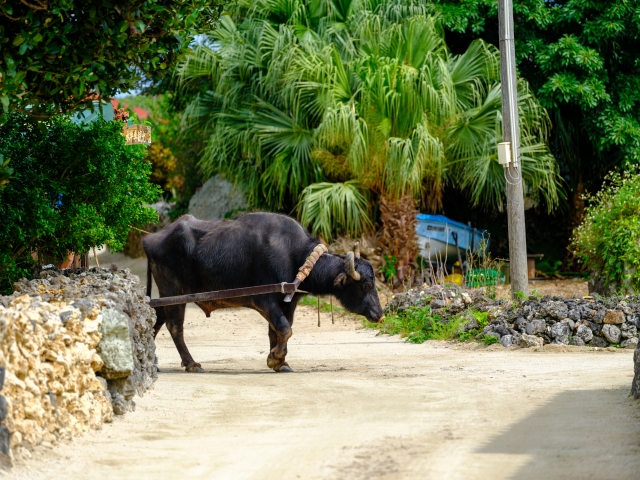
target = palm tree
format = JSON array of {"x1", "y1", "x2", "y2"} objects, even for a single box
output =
[{"x1": 179, "y1": 0, "x2": 562, "y2": 282}]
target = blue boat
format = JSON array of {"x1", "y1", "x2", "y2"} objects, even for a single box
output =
[{"x1": 416, "y1": 214, "x2": 488, "y2": 262}]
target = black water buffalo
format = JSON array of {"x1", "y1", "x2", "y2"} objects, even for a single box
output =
[{"x1": 143, "y1": 212, "x2": 383, "y2": 372}]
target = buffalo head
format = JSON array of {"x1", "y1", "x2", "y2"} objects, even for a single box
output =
[{"x1": 332, "y1": 243, "x2": 384, "y2": 323}]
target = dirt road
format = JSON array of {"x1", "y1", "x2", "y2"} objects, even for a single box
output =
[{"x1": 7, "y1": 298, "x2": 640, "y2": 480}]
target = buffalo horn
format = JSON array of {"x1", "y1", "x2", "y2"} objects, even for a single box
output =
[
  {"x1": 345, "y1": 251, "x2": 361, "y2": 280},
  {"x1": 354, "y1": 241, "x2": 360, "y2": 259}
]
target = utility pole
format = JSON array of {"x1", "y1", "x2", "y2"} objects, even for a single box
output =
[{"x1": 498, "y1": 0, "x2": 529, "y2": 297}]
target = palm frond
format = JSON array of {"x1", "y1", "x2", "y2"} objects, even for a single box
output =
[{"x1": 297, "y1": 180, "x2": 373, "y2": 240}]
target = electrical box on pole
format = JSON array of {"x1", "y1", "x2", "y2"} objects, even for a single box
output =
[{"x1": 498, "y1": 0, "x2": 529, "y2": 297}]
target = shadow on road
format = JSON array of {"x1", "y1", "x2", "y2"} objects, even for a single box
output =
[{"x1": 477, "y1": 387, "x2": 640, "y2": 479}]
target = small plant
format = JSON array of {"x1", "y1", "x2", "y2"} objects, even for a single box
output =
[
  {"x1": 513, "y1": 291, "x2": 526, "y2": 301},
  {"x1": 472, "y1": 310, "x2": 489, "y2": 328},
  {"x1": 381, "y1": 254, "x2": 398, "y2": 283},
  {"x1": 482, "y1": 335, "x2": 499, "y2": 346},
  {"x1": 465, "y1": 237, "x2": 504, "y2": 299},
  {"x1": 530, "y1": 289, "x2": 542, "y2": 299}
]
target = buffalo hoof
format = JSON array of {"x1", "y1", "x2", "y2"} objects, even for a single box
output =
[
  {"x1": 184, "y1": 363, "x2": 204, "y2": 373},
  {"x1": 277, "y1": 364, "x2": 294, "y2": 373}
]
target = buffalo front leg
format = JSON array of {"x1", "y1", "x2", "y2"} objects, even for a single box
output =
[
  {"x1": 266, "y1": 309, "x2": 293, "y2": 373},
  {"x1": 163, "y1": 304, "x2": 203, "y2": 373}
]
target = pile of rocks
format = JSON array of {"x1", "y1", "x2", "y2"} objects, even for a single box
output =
[
  {"x1": 386, "y1": 285, "x2": 640, "y2": 350},
  {"x1": 0, "y1": 266, "x2": 157, "y2": 462}
]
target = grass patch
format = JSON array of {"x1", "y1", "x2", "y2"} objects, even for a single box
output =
[
  {"x1": 363, "y1": 306, "x2": 470, "y2": 343},
  {"x1": 365, "y1": 306, "x2": 492, "y2": 344}
]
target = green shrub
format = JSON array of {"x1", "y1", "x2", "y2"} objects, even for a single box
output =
[
  {"x1": 571, "y1": 169, "x2": 640, "y2": 293},
  {"x1": 0, "y1": 114, "x2": 160, "y2": 293}
]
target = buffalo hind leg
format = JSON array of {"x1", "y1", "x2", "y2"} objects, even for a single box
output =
[
  {"x1": 161, "y1": 304, "x2": 203, "y2": 373},
  {"x1": 265, "y1": 305, "x2": 293, "y2": 372}
]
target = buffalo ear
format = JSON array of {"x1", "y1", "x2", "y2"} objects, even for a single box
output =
[{"x1": 334, "y1": 273, "x2": 347, "y2": 286}]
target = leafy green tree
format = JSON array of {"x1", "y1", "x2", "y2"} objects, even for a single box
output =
[
  {"x1": 179, "y1": 0, "x2": 561, "y2": 277},
  {"x1": 0, "y1": 113, "x2": 160, "y2": 292},
  {"x1": 429, "y1": 0, "x2": 640, "y2": 206},
  {"x1": 0, "y1": 0, "x2": 225, "y2": 122}
]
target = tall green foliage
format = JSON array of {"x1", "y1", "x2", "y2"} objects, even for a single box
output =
[
  {"x1": 0, "y1": 113, "x2": 160, "y2": 292},
  {"x1": 180, "y1": 0, "x2": 561, "y2": 240},
  {"x1": 430, "y1": 0, "x2": 640, "y2": 191},
  {"x1": 0, "y1": 0, "x2": 225, "y2": 121},
  {"x1": 572, "y1": 169, "x2": 640, "y2": 293}
]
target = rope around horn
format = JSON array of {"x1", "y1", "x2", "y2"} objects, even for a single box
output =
[
  {"x1": 295, "y1": 243, "x2": 328, "y2": 283},
  {"x1": 283, "y1": 243, "x2": 328, "y2": 302}
]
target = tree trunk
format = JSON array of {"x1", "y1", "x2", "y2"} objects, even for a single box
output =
[{"x1": 377, "y1": 194, "x2": 419, "y2": 291}]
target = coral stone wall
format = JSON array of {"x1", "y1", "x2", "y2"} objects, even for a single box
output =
[{"x1": 0, "y1": 267, "x2": 157, "y2": 462}]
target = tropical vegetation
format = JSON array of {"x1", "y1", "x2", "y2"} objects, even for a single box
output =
[
  {"x1": 572, "y1": 168, "x2": 640, "y2": 294},
  {"x1": 0, "y1": 0, "x2": 226, "y2": 122},
  {"x1": 431, "y1": 0, "x2": 640, "y2": 221},
  {"x1": 0, "y1": 113, "x2": 160, "y2": 293},
  {"x1": 178, "y1": 0, "x2": 562, "y2": 281}
]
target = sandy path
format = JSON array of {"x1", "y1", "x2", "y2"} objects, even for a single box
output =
[{"x1": 6, "y1": 298, "x2": 640, "y2": 480}]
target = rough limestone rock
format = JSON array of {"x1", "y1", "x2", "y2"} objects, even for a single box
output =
[
  {"x1": 590, "y1": 336, "x2": 609, "y2": 348},
  {"x1": 621, "y1": 323, "x2": 637, "y2": 339},
  {"x1": 0, "y1": 267, "x2": 157, "y2": 460},
  {"x1": 569, "y1": 337, "x2": 585, "y2": 347},
  {"x1": 526, "y1": 319, "x2": 546, "y2": 335},
  {"x1": 519, "y1": 334, "x2": 543, "y2": 348},
  {"x1": 634, "y1": 340, "x2": 640, "y2": 399},
  {"x1": 604, "y1": 310, "x2": 625, "y2": 324},
  {"x1": 0, "y1": 295, "x2": 112, "y2": 458},
  {"x1": 543, "y1": 301, "x2": 568, "y2": 320},
  {"x1": 499, "y1": 335, "x2": 514, "y2": 347},
  {"x1": 98, "y1": 309, "x2": 134, "y2": 378},
  {"x1": 551, "y1": 322, "x2": 570, "y2": 345},
  {"x1": 188, "y1": 174, "x2": 249, "y2": 221},
  {"x1": 575, "y1": 324, "x2": 593, "y2": 343},
  {"x1": 385, "y1": 286, "x2": 640, "y2": 351},
  {"x1": 621, "y1": 337, "x2": 638, "y2": 349},
  {"x1": 602, "y1": 324, "x2": 621, "y2": 344}
]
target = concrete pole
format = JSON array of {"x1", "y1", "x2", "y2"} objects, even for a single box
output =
[{"x1": 498, "y1": 0, "x2": 529, "y2": 297}]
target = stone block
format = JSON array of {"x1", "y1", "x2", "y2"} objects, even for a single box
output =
[
  {"x1": 575, "y1": 324, "x2": 593, "y2": 343},
  {"x1": 602, "y1": 324, "x2": 621, "y2": 344},
  {"x1": 551, "y1": 322, "x2": 570, "y2": 345},
  {"x1": 519, "y1": 333, "x2": 543, "y2": 348},
  {"x1": 98, "y1": 309, "x2": 134, "y2": 379},
  {"x1": 499, "y1": 334, "x2": 514, "y2": 347},
  {"x1": 526, "y1": 319, "x2": 546, "y2": 335},
  {"x1": 589, "y1": 336, "x2": 609, "y2": 348},
  {"x1": 604, "y1": 310, "x2": 624, "y2": 324}
]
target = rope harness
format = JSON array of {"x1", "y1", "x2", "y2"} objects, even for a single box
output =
[{"x1": 283, "y1": 243, "x2": 328, "y2": 302}]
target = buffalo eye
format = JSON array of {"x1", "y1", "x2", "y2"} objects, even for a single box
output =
[{"x1": 363, "y1": 282, "x2": 373, "y2": 292}]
